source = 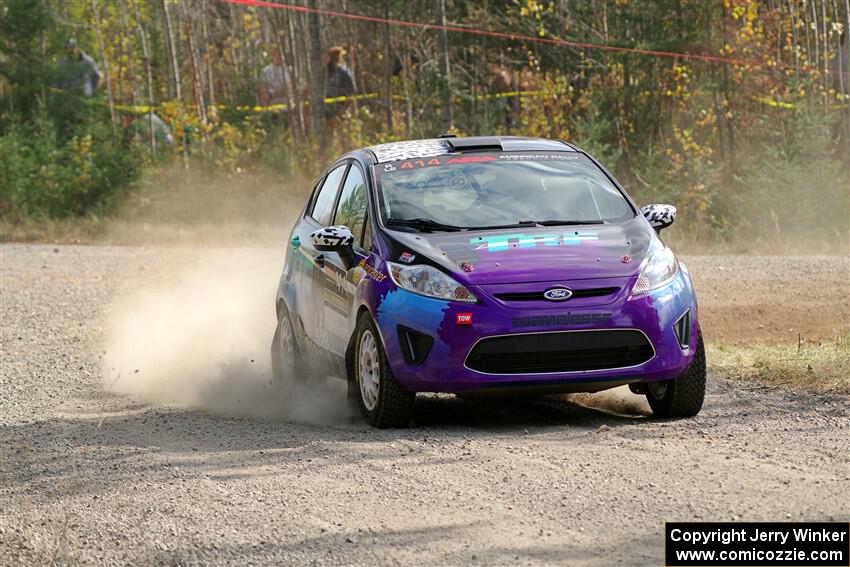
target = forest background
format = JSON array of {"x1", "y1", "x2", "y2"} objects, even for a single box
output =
[{"x1": 1, "y1": 0, "x2": 848, "y2": 251}]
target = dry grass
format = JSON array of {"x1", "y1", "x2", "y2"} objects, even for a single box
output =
[
  {"x1": 1, "y1": 163, "x2": 305, "y2": 245},
  {"x1": 1, "y1": 216, "x2": 95, "y2": 243},
  {"x1": 708, "y1": 334, "x2": 850, "y2": 393}
]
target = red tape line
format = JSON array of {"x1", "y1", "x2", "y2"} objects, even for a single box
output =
[{"x1": 222, "y1": 0, "x2": 810, "y2": 72}]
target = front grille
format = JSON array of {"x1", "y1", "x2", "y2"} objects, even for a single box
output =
[
  {"x1": 465, "y1": 330, "x2": 654, "y2": 374},
  {"x1": 494, "y1": 287, "x2": 619, "y2": 302}
]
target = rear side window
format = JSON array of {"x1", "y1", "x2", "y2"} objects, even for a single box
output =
[
  {"x1": 333, "y1": 166, "x2": 368, "y2": 247},
  {"x1": 310, "y1": 164, "x2": 347, "y2": 225}
]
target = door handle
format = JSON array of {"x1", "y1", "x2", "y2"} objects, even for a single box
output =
[
  {"x1": 315, "y1": 254, "x2": 325, "y2": 268},
  {"x1": 290, "y1": 235, "x2": 300, "y2": 248}
]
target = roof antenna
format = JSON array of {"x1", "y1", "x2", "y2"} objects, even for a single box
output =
[{"x1": 438, "y1": 133, "x2": 457, "y2": 138}]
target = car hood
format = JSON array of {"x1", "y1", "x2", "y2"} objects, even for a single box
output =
[{"x1": 382, "y1": 217, "x2": 653, "y2": 285}]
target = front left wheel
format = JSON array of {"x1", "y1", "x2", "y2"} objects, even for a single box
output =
[
  {"x1": 352, "y1": 315, "x2": 416, "y2": 428},
  {"x1": 645, "y1": 330, "x2": 706, "y2": 418}
]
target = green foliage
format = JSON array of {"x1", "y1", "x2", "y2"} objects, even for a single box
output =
[
  {"x1": 730, "y1": 107, "x2": 849, "y2": 246},
  {"x1": 0, "y1": 0, "x2": 847, "y2": 252},
  {"x1": 0, "y1": 103, "x2": 143, "y2": 219},
  {"x1": 571, "y1": 114, "x2": 622, "y2": 168},
  {"x1": 0, "y1": 0, "x2": 51, "y2": 119}
]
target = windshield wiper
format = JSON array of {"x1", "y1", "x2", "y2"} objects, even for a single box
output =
[
  {"x1": 466, "y1": 221, "x2": 541, "y2": 230},
  {"x1": 385, "y1": 218, "x2": 465, "y2": 232},
  {"x1": 533, "y1": 219, "x2": 605, "y2": 226}
]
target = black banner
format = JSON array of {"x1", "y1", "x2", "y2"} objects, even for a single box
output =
[{"x1": 666, "y1": 522, "x2": 850, "y2": 567}]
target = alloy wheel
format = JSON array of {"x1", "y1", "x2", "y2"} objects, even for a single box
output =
[{"x1": 358, "y1": 330, "x2": 380, "y2": 411}]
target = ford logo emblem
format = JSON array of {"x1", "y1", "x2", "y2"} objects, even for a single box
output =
[{"x1": 543, "y1": 287, "x2": 573, "y2": 301}]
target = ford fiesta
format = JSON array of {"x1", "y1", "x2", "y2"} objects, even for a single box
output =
[{"x1": 272, "y1": 136, "x2": 705, "y2": 428}]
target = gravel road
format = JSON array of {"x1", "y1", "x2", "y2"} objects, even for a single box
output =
[{"x1": 1, "y1": 244, "x2": 848, "y2": 566}]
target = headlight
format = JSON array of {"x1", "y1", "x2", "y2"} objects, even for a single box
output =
[
  {"x1": 387, "y1": 262, "x2": 477, "y2": 303},
  {"x1": 631, "y1": 245, "x2": 679, "y2": 296}
]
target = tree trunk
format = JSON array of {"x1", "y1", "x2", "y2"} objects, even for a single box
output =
[
  {"x1": 308, "y1": 0, "x2": 325, "y2": 142},
  {"x1": 119, "y1": 3, "x2": 139, "y2": 106},
  {"x1": 182, "y1": 3, "x2": 207, "y2": 126},
  {"x1": 383, "y1": 0, "x2": 393, "y2": 133},
  {"x1": 201, "y1": 0, "x2": 215, "y2": 106},
  {"x1": 821, "y1": 0, "x2": 829, "y2": 109},
  {"x1": 707, "y1": 3, "x2": 726, "y2": 176},
  {"x1": 722, "y1": 2, "x2": 736, "y2": 173},
  {"x1": 436, "y1": 0, "x2": 452, "y2": 132},
  {"x1": 162, "y1": 0, "x2": 182, "y2": 101},
  {"x1": 269, "y1": 10, "x2": 300, "y2": 141},
  {"x1": 89, "y1": 0, "x2": 116, "y2": 131},
  {"x1": 286, "y1": 9, "x2": 305, "y2": 138},
  {"x1": 788, "y1": 0, "x2": 800, "y2": 82},
  {"x1": 137, "y1": 22, "x2": 156, "y2": 155},
  {"x1": 839, "y1": 0, "x2": 850, "y2": 175},
  {"x1": 403, "y1": 31, "x2": 412, "y2": 137},
  {"x1": 341, "y1": 0, "x2": 360, "y2": 114}
]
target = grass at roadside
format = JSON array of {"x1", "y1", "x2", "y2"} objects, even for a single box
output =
[
  {"x1": 0, "y1": 215, "x2": 109, "y2": 243},
  {"x1": 1, "y1": 162, "x2": 304, "y2": 245},
  {"x1": 708, "y1": 334, "x2": 850, "y2": 394}
]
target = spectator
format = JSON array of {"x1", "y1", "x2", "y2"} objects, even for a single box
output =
[
  {"x1": 56, "y1": 39, "x2": 100, "y2": 97},
  {"x1": 325, "y1": 46, "x2": 356, "y2": 130},
  {"x1": 259, "y1": 49, "x2": 291, "y2": 107},
  {"x1": 488, "y1": 64, "x2": 515, "y2": 132}
]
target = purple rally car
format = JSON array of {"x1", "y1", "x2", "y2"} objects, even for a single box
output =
[{"x1": 272, "y1": 136, "x2": 705, "y2": 428}]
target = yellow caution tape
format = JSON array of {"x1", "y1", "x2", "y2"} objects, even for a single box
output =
[
  {"x1": 473, "y1": 90, "x2": 541, "y2": 101},
  {"x1": 752, "y1": 95, "x2": 848, "y2": 110},
  {"x1": 80, "y1": 89, "x2": 849, "y2": 116},
  {"x1": 107, "y1": 90, "x2": 544, "y2": 115},
  {"x1": 752, "y1": 96, "x2": 797, "y2": 110}
]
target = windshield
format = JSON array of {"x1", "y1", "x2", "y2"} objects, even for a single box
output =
[{"x1": 374, "y1": 152, "x2": 633, "y2": 230}]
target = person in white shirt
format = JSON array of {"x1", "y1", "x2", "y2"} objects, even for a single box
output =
[{"x1": 259, "y1": 50, "x2": 291, "y2": 107}]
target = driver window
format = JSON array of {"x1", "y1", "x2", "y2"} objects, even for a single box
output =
[
  {"x1": 310, "y1": 164, "x2": 347, "y2": 226},
  {"x1": 332, "y1": 165, "x2": 368, "y2": 247}
]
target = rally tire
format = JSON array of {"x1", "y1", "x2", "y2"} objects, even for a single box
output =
[
  {"x1": 271, "y1": 304, "x2": 305, "y2": 383},
  {"x1": 646, "y1": 330, "x2": 706, "y2": 418},
  {"x1": 353, "y1": 314, "x2": 416, "y2": 428}
]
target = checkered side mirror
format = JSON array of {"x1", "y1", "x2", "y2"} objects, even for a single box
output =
[
  {"x1": 640, "y1": 204, "x2": 677, "y2": 232},
  {"x1": 310, "y1": 225, "x2": 355, "y2": 251}
]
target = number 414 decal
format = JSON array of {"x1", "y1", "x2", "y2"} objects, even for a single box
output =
[{"x1": 400, "y1": 159, "x2": 442, "y2": 169}]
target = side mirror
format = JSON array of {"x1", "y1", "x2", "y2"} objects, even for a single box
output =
[
  {"x1": 640, "y1": 204, "x2": 677, "y2": 233},
  {"x1": 310, "y1": 225, "x2": 357, "y2": 270}
]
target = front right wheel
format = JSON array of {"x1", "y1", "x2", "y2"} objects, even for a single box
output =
[
  {"x1": 646, "y1": 330, "x2": 706, "y2": 418},
  {"x1": 352, "y1": 315, "x2": 416, "y2": 428}
]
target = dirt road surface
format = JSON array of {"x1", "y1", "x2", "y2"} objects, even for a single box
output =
[{"x1": 2, "y1": 244, "x2": 848, "y2": 566}]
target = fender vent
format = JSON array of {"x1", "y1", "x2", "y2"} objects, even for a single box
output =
[
  {"x1": 397, "y1": 326, "x2": 434, "y2": 365},
  {"x1": 674, "y1": 309, "x2": 691, "y2": 349}
]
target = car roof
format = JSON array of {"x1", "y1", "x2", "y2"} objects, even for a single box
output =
[{"x1": 365, "y1": 136, "x2": 576, "y2": 164}]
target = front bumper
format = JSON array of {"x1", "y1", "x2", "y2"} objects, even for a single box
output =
[{"x1": 375, "y1": 270, "x2": 699, "y2": 393}]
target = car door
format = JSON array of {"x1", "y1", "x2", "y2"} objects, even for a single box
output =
[
  {"x1": 317, "y1": 161, "x2": 372, "y2": 356},
  {"x1": 292, "y1": 162, "x2": 347, "y2": 349}
]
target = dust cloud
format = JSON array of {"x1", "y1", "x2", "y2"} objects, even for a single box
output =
[
  {"x1": 99, "y1": 167, "x2": 353, "y2": 424},
  {"x1": 566, "y1": 388, "x2": 651, "y2": 417},
  {"x1": 100, "y1": 246, "x2": 352, "y2": 424}
]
